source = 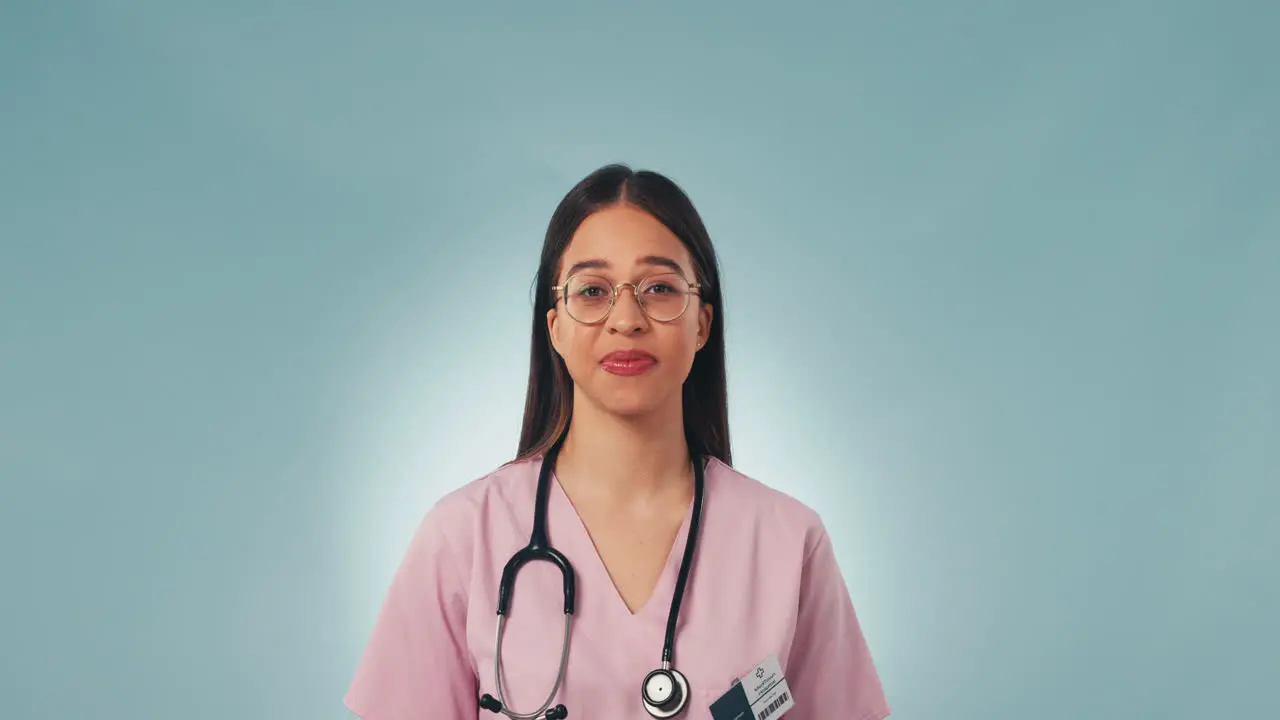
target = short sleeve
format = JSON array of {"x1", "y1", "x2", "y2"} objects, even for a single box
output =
[
  {"x1": 345, "y1": 502, "x2": 477, "y2": 720},
  {"x1": 786, "y1": 523, "x2": 890, "y2": 720}
]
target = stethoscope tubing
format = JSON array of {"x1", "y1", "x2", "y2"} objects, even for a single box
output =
[
  {"x1": 491, "y1": 613, "x2": 573, "y2": 719},
  {"x1": 486, "y1": 435, "x2": 705, "y2": 719}
]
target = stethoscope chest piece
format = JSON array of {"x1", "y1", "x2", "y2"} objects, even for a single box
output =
[{"x1": 641, "y1": 667, "x2": 690, "y2": 718}]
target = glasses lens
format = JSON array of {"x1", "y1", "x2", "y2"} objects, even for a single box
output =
[
  {"x1": 637, "y1": 273, "x2": 691, "y2": 321},
  {"x1": 564, "y1": 275, "x2": 613, "y2": 323}
]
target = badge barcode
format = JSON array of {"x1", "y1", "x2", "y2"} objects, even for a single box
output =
[{"x1": 757, "y1": 690, "x2": 790, "y2": 720}]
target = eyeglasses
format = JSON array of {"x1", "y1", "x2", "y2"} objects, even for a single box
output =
[{"x1": 552, "y1": 272, "x2": 702, "y2": 324}]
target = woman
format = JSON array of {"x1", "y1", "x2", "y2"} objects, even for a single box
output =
[{"x1": 345, "y1": 164, "x2": 890, "y2": 720}]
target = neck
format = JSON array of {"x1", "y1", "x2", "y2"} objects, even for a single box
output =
[{"x1": 554, "y1": 394, "x2": 693, "y2": 509}]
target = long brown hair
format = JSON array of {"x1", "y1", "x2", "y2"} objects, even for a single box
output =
[{"x1": 513, "y1": 163, "x2": 731, "y2": 466}]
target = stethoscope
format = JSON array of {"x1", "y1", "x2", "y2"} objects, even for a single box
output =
[{"x1": 479, "y1": 436, "x2": 706, "y2": 720}]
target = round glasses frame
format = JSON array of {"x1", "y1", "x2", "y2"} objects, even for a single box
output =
[{"x1": 552, "y1": 273, "x2": 702, "y2": 324}]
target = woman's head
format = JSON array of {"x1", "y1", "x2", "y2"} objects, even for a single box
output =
[{"x1": 516, "y1": 164, "x2": 730, "y2": 465}]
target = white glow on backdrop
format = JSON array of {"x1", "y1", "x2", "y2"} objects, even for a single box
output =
[
  {"x1": 335, "y1": 255, "x2": 895, "y2": 640},
  {"x1": 726, "y1": 329, "x2": 899, "y2": 656},
  {"x1": 711, "y1": 217, "x2": 906, "y2": 681},
  {"x1": 335, "y1": 217, "x2": 539, "y2": 637},
  {"x1": 330, "y1": 173, "x2": 910, "y2": 713}
]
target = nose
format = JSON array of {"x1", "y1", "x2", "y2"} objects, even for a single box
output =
[{"x1": 607, "y1": 284, "x2": 648, "y2": 334}]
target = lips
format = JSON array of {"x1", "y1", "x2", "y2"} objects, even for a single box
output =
[{"x1": 600, "y1": 349, "x2": 657, "y2": 376}]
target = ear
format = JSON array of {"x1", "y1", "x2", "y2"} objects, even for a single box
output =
[
  {"x1": 697, "y1": 302, "x2": 714, "y2": 349},
  {"x1": 546, "y1": 307, "x2": 563, "y2": 356}
]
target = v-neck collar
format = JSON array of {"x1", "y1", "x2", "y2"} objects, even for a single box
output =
[{"x1": 546, "y1": 463, "x2": 697, "y2": 625}]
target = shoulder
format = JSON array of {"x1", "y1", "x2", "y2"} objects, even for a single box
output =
[
  {"x1": 703, "y1": 458, "x2": 830, "y2": 560},
  {"x1": 403, "y1": 458, "x2": 540, "y2": 573},
  {"x1": 425, "y1": 457, "x2": 539, "y2": 524}
]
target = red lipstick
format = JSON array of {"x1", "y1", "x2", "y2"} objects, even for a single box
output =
[{"x1": 600, "y1": 349, "x2": 657, "y2": 376}]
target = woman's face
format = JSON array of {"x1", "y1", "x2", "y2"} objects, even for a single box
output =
[{"x1": 547, "y1": 203, "x2": 713, "y2": 419}]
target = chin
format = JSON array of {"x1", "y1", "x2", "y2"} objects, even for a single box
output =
[
  {"x1": 602, "y1": 401, "x2": 666, "y2": 418},
  {"x1": 593, "y1": 392, "x2": 665, "y2": 418},
  {"x1": 586, "y1": 381, "x2": 677, "y2": 419}
]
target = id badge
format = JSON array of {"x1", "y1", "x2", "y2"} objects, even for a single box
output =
[{"x1": 709, "y1": 654, "x2": 794, "y2": 720}]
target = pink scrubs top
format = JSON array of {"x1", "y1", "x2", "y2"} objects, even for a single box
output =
[{"x1": 346, "y1": 455, "x2": 890, "y2": 720}]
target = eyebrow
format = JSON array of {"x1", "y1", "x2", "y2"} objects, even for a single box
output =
[{"x1": 564, "y1": 255, "x2": 686, "y2": 278}]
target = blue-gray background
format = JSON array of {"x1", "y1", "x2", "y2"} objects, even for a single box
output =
[{"x1": 2, "y1": 2, "x2": 1276, "y2": 718}]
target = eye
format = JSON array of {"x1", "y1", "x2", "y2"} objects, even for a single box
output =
[
  {"x1": 567, "y1": 276, "x2": 612, "y2": 301},
  {"x1": 640, "y1": 273, "x2": 689, "y2": 296}
]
